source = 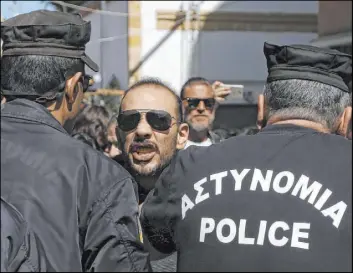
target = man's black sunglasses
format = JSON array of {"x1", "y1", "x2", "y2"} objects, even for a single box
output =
[
  {"x1": 184, "y1": 98, "x2": 216, "y2": 110},
  {"x1": 117, "y1": 109, "x2": 179, "y2": 132}
]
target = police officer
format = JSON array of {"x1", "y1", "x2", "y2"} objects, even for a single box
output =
[
  {"x1": 1, "y1": 10, "x2": 150, "y2": 271},
  {"x1": 141, "y1": 43, "x2": 352, "y2": 271}
]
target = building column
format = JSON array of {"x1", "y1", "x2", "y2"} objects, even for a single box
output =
[{"x1": 128, "y1": 1, "x2": 142, "y2": 86}]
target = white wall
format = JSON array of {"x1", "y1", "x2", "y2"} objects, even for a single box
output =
[
  {"x1": 84, "y1": 1, "x2": 129, "y2": 89},
  {"x1": 140, "y1": 1, "x2": 184, "y2": 91},
  {"x1": 140, "y1": 1, "x2": 318, "y2": 94},
  {"x1": 192, "y1": 31, "x2": 317, "y2": 92}
]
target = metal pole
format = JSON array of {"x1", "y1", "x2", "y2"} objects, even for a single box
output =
[
  {"x1": 100, "y1": 1, "x2": 106, "y2": 88},
  {"x1": 180, "y1": 1, "x2": 185, "y2": 88},
  {"x1": 183, "y1": 1, "x2": 192, "y2": 83},
  {"x1": 194, "y1": 1, "x2": 203, "y2": 76},
  {"x1": 129, "y1": 15, "x2": 187, "y2": 77}
]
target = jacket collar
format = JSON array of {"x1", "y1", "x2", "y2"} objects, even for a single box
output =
[
  {"x1": 258, "y1": 123, "x2": 322, "y2": 135},
  {"x1": 208, "y1": 130, "x2": 221, "y2": 143},
  {"x1": 1, "y1": 99, "x2": 68, "y2": 135}
]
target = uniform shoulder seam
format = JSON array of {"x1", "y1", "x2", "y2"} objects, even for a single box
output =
[{"x1": 91, "y1": 176, "x2": 132, "y2": 208}]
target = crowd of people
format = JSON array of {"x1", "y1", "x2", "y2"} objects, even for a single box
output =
[{"x1": 1, "y1": 9, "x2": 352, "y2": 272}]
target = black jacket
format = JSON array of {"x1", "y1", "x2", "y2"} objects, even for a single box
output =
[
  {"x1": 209, "y1": 130, "x2": 229, "y2": 144},
  {"x1": 141, "y1": 124, "x2": 352, "y2": 272},
  {"x1": 1, "y1": 197, "x2": 47, "y2": 272},
  {"x1": 1, "y1": 99, "x2": 151, "y2": 272}
]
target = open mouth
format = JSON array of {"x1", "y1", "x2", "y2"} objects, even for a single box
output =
[{"x1": 131, "y1": 144, "x2": 156, "y2": 162}]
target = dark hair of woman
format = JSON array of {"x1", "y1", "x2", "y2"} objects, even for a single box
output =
[{"x1": 72, "y1": 105, "x2": 111, "y2": 151}]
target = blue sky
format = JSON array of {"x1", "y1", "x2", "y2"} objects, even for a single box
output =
[{"x1": 1, "y1": 1, "x2": 55, "y2": 20}]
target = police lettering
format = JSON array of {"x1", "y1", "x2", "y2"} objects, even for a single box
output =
[
  {"x1": 181, "y1": 168, "x2": 347, "y2": 229},
  {"x1": 199, "y1": 218, "x2": 311, "y2": 250}
]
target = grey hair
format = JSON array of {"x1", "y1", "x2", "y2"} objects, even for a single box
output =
[{"x1": 264, "y1": 79, "x2": 351, "y2": 130}]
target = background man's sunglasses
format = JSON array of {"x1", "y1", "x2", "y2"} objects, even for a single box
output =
[
  {"x1": 117, "y1": 109, "x2": 178, "y2": 132},
  {"x1": 184, "y1": 98, "x2": 216, "y2": 109}
]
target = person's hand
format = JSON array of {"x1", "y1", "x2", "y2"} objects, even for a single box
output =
[{"x1": 212, "y1": 81, "x2": 231, "y2": 102}]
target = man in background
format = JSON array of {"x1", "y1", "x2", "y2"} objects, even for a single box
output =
[{"x1": 180, "y1": 77, "x2": 231, "y2": 148}]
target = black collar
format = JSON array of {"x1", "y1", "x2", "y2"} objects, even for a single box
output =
[
  {"x1": 1, "y1": 98, "x2": 68, "y2": 135},
  {"x1": 258, "y1": 123, "x2": 323, "y2": 135}
]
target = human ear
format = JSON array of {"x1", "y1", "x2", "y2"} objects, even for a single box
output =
[
  {"x1": 336, "y1": 106, "x2": 352, "y2": 138},
  {"x1": 257, "y1": 94, "x2": 266, "y2": 129},
  {"x1": 176, "y1": 123, "x2": 189, "y2": 150},
  {"x1": 65, "y1": 72, "x2": 82, "y2": 111}
]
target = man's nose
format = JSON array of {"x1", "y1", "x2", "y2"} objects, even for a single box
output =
[
  {"x1": 135, "y1": 115, "x2": 153, "y2": 138},
  {"x1": 197, "y1": 101, "x2": 206, "y2": 112}
]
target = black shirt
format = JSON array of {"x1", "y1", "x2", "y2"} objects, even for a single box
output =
[{"x1": 141, "y1": 124, "x2": 352, "y2": 272}]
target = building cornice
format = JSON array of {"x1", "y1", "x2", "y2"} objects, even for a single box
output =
[{"x1": 157, "y1": 10, "x2": 317, "y2": 32}]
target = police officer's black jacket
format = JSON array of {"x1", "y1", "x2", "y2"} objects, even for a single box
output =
[
  {"x1": 1, "y1": 99, "x2": 151, "y2": 272},
  {"x1": 141, "y1": 124, "x2": 352, "y2": 272},
  {"x1": 1, "y1": 197, "x2": 47, "y2": 272}
]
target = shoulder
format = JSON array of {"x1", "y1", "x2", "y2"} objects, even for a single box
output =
[
  {"x1": 163, "y1": 145, "x2": 219, "y2": 181},
  {"x1": 51, "y1": 133, "x2": 135, "y2": 199},
  {"x1": 209, "y1": 129, "x2": 232, "y2": 143}
]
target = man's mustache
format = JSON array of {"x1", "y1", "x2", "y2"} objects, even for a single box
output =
[{"x1": 129, "y1": 140, "x2": 159, "y2": 153}]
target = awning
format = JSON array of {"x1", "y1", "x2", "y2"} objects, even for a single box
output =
[{"x1": 310, "y1": 31, "x2": 352, "y2": 48}]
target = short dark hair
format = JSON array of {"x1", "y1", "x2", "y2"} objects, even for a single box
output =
[
  {"x1": 180, "y1": 77, "x2": 211, "y2": 100},
  {"x1": 264, "y1": 79, "x2": 352, "y2": 130},
  {"x1": 120, "y1": 77, "x2": 183, "y2": 122},
  {"x1": 72, "y1": 105, "x2": 111, "y2": 151},
  {"x1": 78, "y1": 105, "x2": 111, "y2": 127},
  {"x1": 72, "y1": 133, "x2": 99, "y2": 150},
  {"x1": 1, "y1": 55, "x2": 84, "y2": 100}
]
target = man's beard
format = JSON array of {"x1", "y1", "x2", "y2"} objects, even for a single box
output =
[
  {"x1": 123, "y1": 137, "x2": 177, "y2": 179},
  {"x1": 187, "y1": 116, "x2": 214, "y2": 133},
  {"x1": 125, "y1": 147, "x2": 175, "y2": 178},
  {"x1": 188, "y1": 122, "x2": 208, "y2": 132}
]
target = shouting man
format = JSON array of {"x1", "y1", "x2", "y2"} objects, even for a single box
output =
[{"x1": 116, "y1": 77, "x2": 189, "y2": 272}]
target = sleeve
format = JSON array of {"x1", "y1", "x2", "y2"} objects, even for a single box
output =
[
  {"x1": 82, "y1": 177, "x2": 152, "y2": 272},
  {"x1": 140, "y1": 154, "x2": 182, "y2": 254}
]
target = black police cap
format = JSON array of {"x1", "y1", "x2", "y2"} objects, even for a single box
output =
[
  {"x1": 1, "y1": 9, "x2": 99, "y2": 72},
  {"x1": 264, "y1": 42, "x2": 352, "y2": 93}
]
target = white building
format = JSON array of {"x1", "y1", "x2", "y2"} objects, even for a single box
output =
[
  {"x1": 78, "y1": 1, "x2": 318, "y2": 96},
  {"x1": 310, "y1": 1, "x2": 351, "y2": 55},
  {"x1": 1, "y1": 17, "x2": 3, "y2": 57},
  {"x1": 138, "y1": 1, "x2": 318, "y2": 96},
  {"x1": 79, "y1": 1, "x2": 129, "y2": 90}
]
